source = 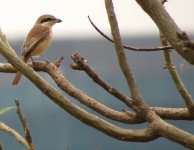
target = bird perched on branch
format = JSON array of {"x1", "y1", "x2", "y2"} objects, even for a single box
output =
[{"x1": 12, "y1": 14, "x2": 62, "y2": 85}]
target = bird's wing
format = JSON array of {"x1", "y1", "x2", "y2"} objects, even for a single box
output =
[{"x1": 21, "y1": 29, "x2": 51, "y2": 56}]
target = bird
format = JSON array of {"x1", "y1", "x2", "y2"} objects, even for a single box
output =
[{"x1": 12, "y1": 14, "x2": 62, "y2": 85}]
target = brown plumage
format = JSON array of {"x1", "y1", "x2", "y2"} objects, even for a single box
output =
[{"x1": 12, "y1": 14, "x2": 61, "y2": 85}]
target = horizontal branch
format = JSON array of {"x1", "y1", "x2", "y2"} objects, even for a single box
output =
[
  {"x1": 151, "y1": 107, "x2": 194, "y2": 120},
  {"x1": 1, "y1": 63, "x2": 194, "y2": 121}
]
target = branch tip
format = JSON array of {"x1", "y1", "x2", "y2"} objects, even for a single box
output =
[
  {"x1": 54, "y1": 56, "x2": 64, "y2": 67},
  {"x1": 70, "y1": 53, "x2": 88, "y2": 70}
]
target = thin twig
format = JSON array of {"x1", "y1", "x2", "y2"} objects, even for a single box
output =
[
  {"x1": 160, "y1": 33, "x2": 194, "y2": 112},
  {"x1": 88, "y1": 16, "x2": 173, "y2": 52},
  {"x1": 0, "y1": 122, "x2": 30, "y2": 150},
  {"x1": 54, "y1": 56, "x2": 64, "y2": 67},
  {"x1": 15, "y1": 99, "x2": 35, "y2": 150},
  {"x1": 15, "y1": 99, "x2": 27, "y2": 131}
]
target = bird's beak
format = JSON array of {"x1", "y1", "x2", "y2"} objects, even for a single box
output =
[{"x1": 56, "y1": 18, "x2": 62, "y2": 23}]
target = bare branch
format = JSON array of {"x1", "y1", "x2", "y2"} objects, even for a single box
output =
[
  {"x1": 135, "y1": 0, "x2": 194, "y2": 65},
  {"x1": 88, "y1": 16, "x2": 173, "y2": 52},
  {"x1": 1, "y1": 63, "x2": 194, "y2": 121},
  {"x1": 104, "y1": 0, "x2": 149, "y2": 117},
  {"x1": 15, "y1": 99, "x2": 35, "y2": 150},
  {"x1": 54, "y1": 56, "x2": 64, "y2": 67},
  {"x1": 148, "y1": 111, "x2": 194, "y2": 149},
  {"x1": 70, "y1": 53, "x2": 134, "y2": 109},
  {"x1": 40, "y1": 60, "x2": 140, "y2": 123},
  {"x1": 105, "y1": 0, "x2": 138, "y2": 98},
  {"x1": 160, "y1": 33, "x2": 194, "y2": 112},
  {"x1": 0, "y1": 122, "x2": 30, "y2": 150},
  {"x1": 15, "y1": 99, "x2": 27, "y2": 131},
  {"x1": 151, "y1": 107, "x2": 194, "y2": 120},
  {"x1": 0, "y1": 61, "x2": 140, "y2": 124}
]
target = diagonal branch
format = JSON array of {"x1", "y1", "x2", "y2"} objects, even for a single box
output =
[
  {"x1": 0, "y1": 122, "x2": 30, "y2": 150},
  {"x1": 88, "y1": 16, "x2": 173, "y2": 52},
  {"x1": 70, "y1": 53, "x2": 135, "y2": 109},
  {"x1": 135, "y1": 0, "x2": 194, "y2": 65},
  {"x1": 104, "y1": 0, "x2": 138, "y2": 98},
  {"x1": 15, "y1": 99, "x2": 35, "y2": 150},
  {"x1": 104, "y1": 0, "x2": 149, "y2": 116},
  {"x1": 160, "y1": 33, "x2": 194, "y2": 112}
]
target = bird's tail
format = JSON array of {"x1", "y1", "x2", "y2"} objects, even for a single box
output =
[{"x1": 12, "y1": 55, "x2": 31, "y2": 86}]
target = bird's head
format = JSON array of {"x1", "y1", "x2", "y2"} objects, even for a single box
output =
[{"x1": 36, "y1": 14, "x2": 62, "y2": 28}]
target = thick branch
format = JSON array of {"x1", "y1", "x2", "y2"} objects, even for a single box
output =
[
  {"x1": 135, "y1": 0, "x2": 194, "y2": 65},
  {"x1": 148, "y1": 111, "x2": 194, "y2": 149},
  {"x1": 151, "y1": 107, "x2": 194, "y2": 120}
]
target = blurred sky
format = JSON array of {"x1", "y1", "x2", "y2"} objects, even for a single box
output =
[{"x1": 0, "y1": 0, "x2": 194, "y2": 39}]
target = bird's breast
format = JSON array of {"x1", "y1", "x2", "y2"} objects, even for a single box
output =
[{"x1": 30, "y1": 33, "x2": 52, "y2": 56}]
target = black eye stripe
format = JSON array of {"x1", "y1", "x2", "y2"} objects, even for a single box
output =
[{"x1": 41, "y1": 17, "x2": 52, "y2": 23}]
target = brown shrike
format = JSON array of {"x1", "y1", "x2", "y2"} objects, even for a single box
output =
[{"x1": 12, "y1": 14, "x2": 62, "y2": 85}]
